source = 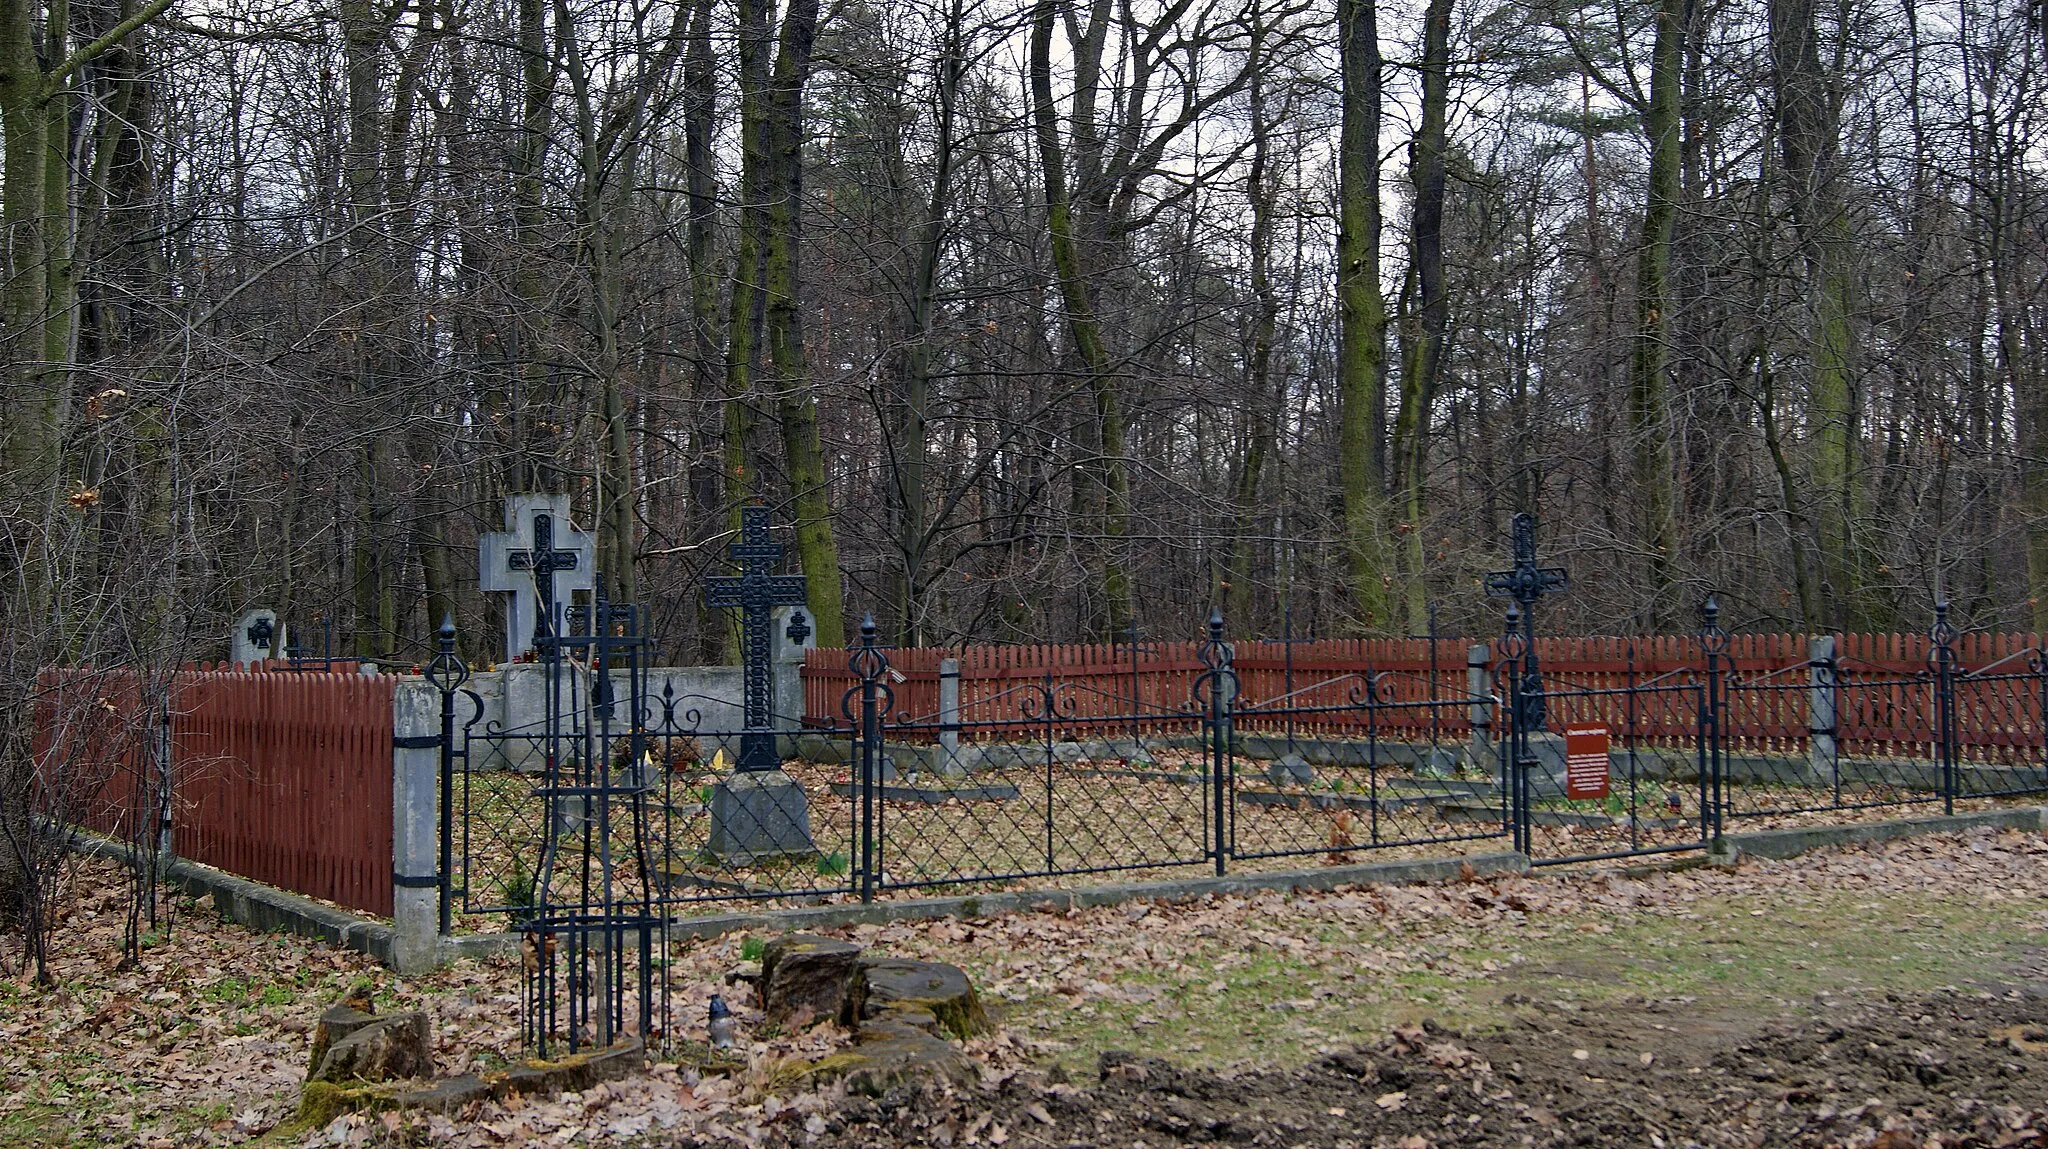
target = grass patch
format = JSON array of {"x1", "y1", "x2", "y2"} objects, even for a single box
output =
[{"x1": 1006, "y1": 884, "x2": 2047, "y2": 1076}]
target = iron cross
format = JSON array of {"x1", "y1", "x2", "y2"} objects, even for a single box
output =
[
  {"x1": 509, "y1": 512, "x2": 582, "y2": 644},
  {"x1": 704, "y1": 506, "x2": 809, "y2": 771},
  {"x1": 1485, "y1": 512, "x2": 1567, "y2": 728},
  {"x1": 1484, "y1": 513, "x2": 1569, "y2": 609}
]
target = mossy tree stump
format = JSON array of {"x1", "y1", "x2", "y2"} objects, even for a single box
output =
[
  {"x1": 842, "y1": 957, "x2": 989, "y2": 1039},
  {"x1": 760, "y1": 934, "x2": 864, "y2": 1026}
]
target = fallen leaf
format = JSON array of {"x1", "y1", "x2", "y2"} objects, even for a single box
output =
[{"x1": 1376, "y1": 1091, "x2": 1408, "y2": 1111}]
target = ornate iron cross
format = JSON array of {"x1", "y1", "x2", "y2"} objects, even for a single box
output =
[
  {"x1": 508, "y1": 512, "x2": 582, "y2": 644},
  {"x1": 1485, "y1": 512, "x2": 1568, "y2": 728},
  {"x1": 1483, "y1": 513, "x2": 1568, "y2": 610},
  {"x1": 704, "y1": 507, "x2": 809, "y2": 771}
]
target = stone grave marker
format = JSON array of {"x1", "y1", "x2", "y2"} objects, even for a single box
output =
[
  {"x1": 703, "y1": 507, "x2": 816, "y2": 861},
  {"x1": 478, "y1": 493, "x2": 596, "y2": 664},
  {"x1": 233, "y1": 607, "x2": 280, "y2": 666}
]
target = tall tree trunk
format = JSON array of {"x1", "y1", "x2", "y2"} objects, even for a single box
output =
[
  {"x1": 1226, "y1": 9, "x2": 1280, "y2": 629},
  {"x1": 1771, "y1": 0, "x2": 1863, "y2": 628},
  {"x1": 508, "y1": 0, "x2": 556, "y2": 493},
  {"x1": 340, "y1": 0, "x2": 396, "y2": 658},
  {"x1": 1028, "y1": 0, "x2": 1133, "y2": 640},
  {"x1": 761, "y1": 0, "x2": 843, "y2": 645},
  {"x1": 1392, "y1": 0, "x2": 1452, "y2": 635},
  {"x1": 1628, "y1": 0, "x2": 1684, "y2": 624},
  {"x1": 883, "y1": 0, "x2": 964, "y2": 645},
  {"x1": 682, "y1": 0, "x2": 725, "y2": 659},
  {"x1": 1336, "y1": 0, "x2": 1390, "y2": 633}
]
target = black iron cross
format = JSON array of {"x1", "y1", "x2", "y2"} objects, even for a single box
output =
[
  {"x1": 1484, "y1": 513, "x2": 1569, "y2": 611},
  {"x1": 704, "y1": 506, "x2": 808, "y2": 771},
  {"x1": 509, "y1": 512, "x2": 582, "y2": 644},
  {"x1": 1485, "y1": 512, "x2": 1567, "y2": 727}
]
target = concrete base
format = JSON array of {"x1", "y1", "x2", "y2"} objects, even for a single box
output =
[{"x1": 709, "y1": 770, "x2": 817, "y2": 862}]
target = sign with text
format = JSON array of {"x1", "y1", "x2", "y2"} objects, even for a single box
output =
[{"x1": 1564, "y1": 725, "x2": 1611, "y2": 800}]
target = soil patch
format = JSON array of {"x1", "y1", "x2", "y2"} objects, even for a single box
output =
[{"x1": 811, "y1": 990, "x2": 2048, "y2": 1147}]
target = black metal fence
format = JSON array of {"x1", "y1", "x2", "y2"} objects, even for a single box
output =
[{"x1": 442, "y1": 601, "x2": 2048, "y2": 943}]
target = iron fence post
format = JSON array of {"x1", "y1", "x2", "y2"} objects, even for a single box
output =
[
  {"x1": 424, "y1": 615, "x2": 470, "y2": 937},
  {"x1": 1196, "y1": 608, "x2": 1235, "y2": 877},
  {"x1": 2036, "y1": 646, "x2": 2047, "y2": 794},
  {"x1": 848, "y1": 617, "x2": 889, "y2": 902},
  {"x1": 1932, "y1": 602, "x2": 1959, "y2": 815},
  {"x1": 1700, "y1": 596, "x2": 1728, "y2": 844},
  {"x1": 1499, "y1": 604, "x2": 1530, "y2": 857}
]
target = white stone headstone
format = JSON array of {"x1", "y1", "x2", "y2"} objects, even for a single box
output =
[
  {"x1": 770, "y1": 604, "x2": 816, "y2": 728},
  {"x1": 232, "y1": 608, "x2": 280, "y2": 666},
  {"x1": 479, "y1": 493, "x2": 597, "y2": 664},
  {"x1": 771, "y1": 605, "x2": 816, "y2": 666}
]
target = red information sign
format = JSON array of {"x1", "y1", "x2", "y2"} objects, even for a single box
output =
[{"x1": 1565, "y1": 725, "x2": 1610, "y2": 800}]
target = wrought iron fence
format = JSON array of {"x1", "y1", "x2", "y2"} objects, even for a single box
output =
[{"x1": 443, "y1": 600, "x2": 2048, "y2": 934}]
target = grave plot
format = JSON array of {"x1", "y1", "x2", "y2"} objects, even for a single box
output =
[{"x1": 450, "y1": 725, "x2": 1514, "y2": 933}]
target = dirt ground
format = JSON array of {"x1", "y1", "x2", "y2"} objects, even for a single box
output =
[
  {"x1": 7, "y1": 825, "x2": 2048, "y2": 1147},
  {"x1": 811, "y1": 989, "x2": 2048, "y2": 1148}
]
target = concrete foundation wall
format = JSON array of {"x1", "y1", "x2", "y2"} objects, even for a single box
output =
[{"x1": 444, "y1": 663, "x2": 783, "y2": 770}]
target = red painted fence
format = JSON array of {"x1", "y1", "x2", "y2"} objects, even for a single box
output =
[
  {"x1": 802, "y1": 631, "x2": 2047, "y2": 756},
  {"x1": 38, "y1": 665, "x2": 397, "y2": 917}
]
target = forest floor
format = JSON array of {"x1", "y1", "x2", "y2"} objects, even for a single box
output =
[{"x1": 2, "y1": 823, "x2": 2046, "y2": 1147}]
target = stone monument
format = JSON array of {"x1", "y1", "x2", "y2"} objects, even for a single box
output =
[
  {"x1": 479, "y1": 494, "x2": 596, "y2": 663},
  {"x1": 232, "y1": 607, "x2": 280, "y2": 666},
  {"x1": 704, "y1": 507, "x2": 816, "y2": 861}
]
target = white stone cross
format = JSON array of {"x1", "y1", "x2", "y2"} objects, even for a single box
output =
[{"x1": 479, "y1": 493, "x2": 596, "y2": 663}]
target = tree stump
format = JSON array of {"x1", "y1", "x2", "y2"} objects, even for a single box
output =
[
  {"x1": 779, "y1": 1018, "x2": 978, "y2": 1097},
  {"x1": 842, "y1": 958, "x2": 989, "y2": 1039},
  {"x1": 309, "y1": 1012, "x2": 434, "y2": 1084},
  {"x1": 759, "y1": 934, "x2": 864, "y2": 1027},
  {"x1": 307, "y1": 1005, "x2": 380, "y2": 1079}
]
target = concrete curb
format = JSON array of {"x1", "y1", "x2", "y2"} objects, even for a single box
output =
[
  {"x1": 1717, "y1": 805, "x2": 2048, "y2": 861},
  {"x1": 442, "y1": 849, "x2": 1533, "y2": 961},
  {"x1": 68, "y1": 828, "x2": 397, "y2": 966}
]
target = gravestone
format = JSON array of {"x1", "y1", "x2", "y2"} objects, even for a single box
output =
[
  {"x1": 478, "y1": 494, "x2": 596, "y2": 664},
  {"x1": 772, "y1": 603, "x2": 815, "y2": 730},
  {"x1": 233, "y1": 608, "x2": 280, "y2": 666},
  {"x1": 704, "y1": 507, "x2": 816, "y2": 861}
]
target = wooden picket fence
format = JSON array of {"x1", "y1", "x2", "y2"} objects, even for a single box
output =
[
  {"x1": 37, "y1": 664, "x2": 397, "y2": 916},
  {"x1": 801, "y1": 630, "x2": 2048, "y2": 755}
]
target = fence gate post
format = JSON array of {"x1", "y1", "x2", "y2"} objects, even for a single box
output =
[
  {"x1": 938, "y1": 658, "x2": 963, "y2": 776},
  {"x1": 1499, "y1": 605, "x2": 1531, "y2": 857},
  {"x1": 391, "y1": 681, "x2": 443, "y2": 973},
  {"x1": 847, "y1": 617, "x2": 891, "y2": 902},
  {"x1": 1808, "y1": 635, "x2": 1839, "y2": 803},
  {"x1": 423, "y1": 616, "x2": 471, "y2": 937},
  {"x1": 1196, "y1": 609, "x2": 1235, "y2": 877},
  {"x1": 1932, "y1": 602, "x2": 1959, "y2": 815},
  {"x1": 1467, "y1": 642, "x2": 1493, "y2": 769},
  {"x1": 1700, "y1": 596, "x2": 1728, "y2": 844}
]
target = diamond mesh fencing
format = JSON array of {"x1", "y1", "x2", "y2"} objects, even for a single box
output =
[{"x1": 448, "y1": 603, "x2": 2048, "y2": 931}]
